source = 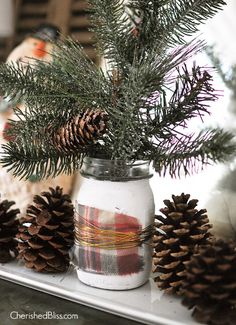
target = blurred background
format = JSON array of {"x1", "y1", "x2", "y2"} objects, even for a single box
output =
[{"x1": 0, "y1": 0, "x2": 97, "y2": 62}]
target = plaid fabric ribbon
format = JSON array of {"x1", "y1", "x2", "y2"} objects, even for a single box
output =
[{"x1": 76, "y1": 204, "x2": 144, "y2": 276}]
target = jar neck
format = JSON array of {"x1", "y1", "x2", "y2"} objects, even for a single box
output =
[{"x1": 80, "y1": 157, "x2": 152, "y2": 181}]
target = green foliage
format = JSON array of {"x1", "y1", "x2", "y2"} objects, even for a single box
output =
[
  {"x1": 0, "y1": 0, "x2": 234, "y2": 180},
  {"x1": 89, "y1": 0, "x2": 227, "y2": 66},
  {"x1": 131, "y1": 0, "x2": 226, "y2": 46}
]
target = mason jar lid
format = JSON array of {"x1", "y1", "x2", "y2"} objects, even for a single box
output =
[{"x1": 80, "y1": 157, "x2": 152, "y2": 181}]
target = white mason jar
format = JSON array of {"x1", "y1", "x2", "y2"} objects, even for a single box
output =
[{"x1": 73, "y1": 158, "x2": 155, "y2": 290}]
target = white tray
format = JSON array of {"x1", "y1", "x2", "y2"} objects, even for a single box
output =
[{"x1": 0, "y1": 260, "x2": 198, "y2": 325}]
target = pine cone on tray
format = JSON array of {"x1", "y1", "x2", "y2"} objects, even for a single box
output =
[
  {"x1": 51, "y1": 109, "x2": 108, "y2": 152},
  {"x1": 17, "y1": 186, "x2": 74, "y2": 273},
  {"x1": 153, "y1": 193, "x2": 212, "y2": 294},
  {"x1": 182, "y1": 240, "x2": 236, "y2": 325},
  {"x1": 0, "y1": 200, "x2": 20, "y2": 263}
]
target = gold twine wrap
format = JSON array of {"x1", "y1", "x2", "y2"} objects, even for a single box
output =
[{"x1": 75, "y1": 215, "x2": 154, "y2": 250}]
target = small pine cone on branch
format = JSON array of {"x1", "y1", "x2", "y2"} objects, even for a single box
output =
[
  {"x1": 181, "y1": 240, "x2": 236, "y2": 325},
  {"x1": 0, "y1": 200, "x2": 20, "y2": 263},
  {"x1": 51, "y1": 109, "x2": 108, "y2": 152},
  {"x1": 153, "y1": 193, "x2": 212, "y2": 294},
  {"x1": 17, "y1": 186, "x2": 74, "y2": 273}
]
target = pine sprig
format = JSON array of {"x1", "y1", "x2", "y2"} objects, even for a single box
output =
[
  {"x1": 157, "y1": 64, "x2": 218, "y2": 130},
  {"x1": 1, "y1": 141, "x2": 84, "y2": 180},
  {"x1": 128, "y1": 0, "x2": 226, "y2": 52},
  {"x1": 119, "y1": 39, "x2": 204, "y2": 112},
  {"x1": 152, "y1": 129, "x2": 235, "y2": 177},
  {"x1": 0, "y1": 43, "x2": 111, "y2": 114},
  {"x1": 88, "y1": 0, "x2": 135, "y2": 71}
]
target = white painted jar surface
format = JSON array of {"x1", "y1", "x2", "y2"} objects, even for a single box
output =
[{"x1": 74, "y1": 158, "x2": 155, "y2": 290}]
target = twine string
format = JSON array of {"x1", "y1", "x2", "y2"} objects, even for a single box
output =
[{"x1": 75, "y1": 214, "x2": 155, "y2": 250}]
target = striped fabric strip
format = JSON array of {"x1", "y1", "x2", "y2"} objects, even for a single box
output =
[{"x1": 77, "y1": 204, "x2": 144, "y2": 276}]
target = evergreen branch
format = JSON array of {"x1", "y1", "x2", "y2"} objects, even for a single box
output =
[
  {"x1": 119, "y1": 39, "x2": 204, "y2": 114},
  {"x1": 0, "y1": 41, "x2": 110, "y2": 110},
  {"x1": 145, "y1": 63, "x2": 218, "y2": 137},
  {"x1": 152, "y1": 129, "x2": 235, "y2": 177},
  {"x1": 0, "y1": 38, "x2": 203, "y2": 125},
  {"x1": 5, "y1": 114, "x2": 61, "y2": 146},
  {"x1": 88, "y1": 0, "x2": 136, "y2": 70},
  {"x1": 0, "y1": 60, "x2": 79, "y2": 115},
  {"x1": 0, "y1": 62, "x2": 40, "y2": 102},
  {"x1": 0, "y1": 141, "x2": 84, "y2": 180},
  {"x1": 88, "y1": 0, "x2": 225, "y2": 67},
  {"x1": 109, "y1": 117, "x2": 144, "y2": 160},
  {"x1": 128, "y1": 0, "x2": 226, "y2": 52},
  {"x1": 104, "y1": 43, "x2": 205, "y2": 161},
  {"x1": 50, "y1": 39, "x2": 112, "y2": 108},
  {"x1": 160, "y1": 0, "x2": 226, "y2": 47}
]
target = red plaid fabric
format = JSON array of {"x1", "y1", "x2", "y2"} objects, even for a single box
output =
[{"x1": 76, "y1": 204, "x2": 144, "y2": 276}]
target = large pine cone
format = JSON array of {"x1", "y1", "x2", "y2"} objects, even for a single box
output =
[
  {"x1": 51, "y1": 109, "x2": 108, "y2": 152},
  {"x1": 182, "y1": 240, "x2": 236, "y2": 325},
  {"x1": 17, "y1": 186, "x2": 74, "y2": 273},
  {"x1": 153, "y1": 193, "x2": 212, "y2": 294},
  {"x1": 0, "y1": 200, "x2": 19, "y2": 263}
]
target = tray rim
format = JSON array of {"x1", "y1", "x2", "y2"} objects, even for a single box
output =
[{"x1": 0, "y1": 261, "x2": 196, "y2": 325}]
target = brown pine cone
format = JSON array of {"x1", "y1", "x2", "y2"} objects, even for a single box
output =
[
  {"x1": 0, "y1": 200, "x2": 20, "y2": 263},
  {"x1": 153, "y1": 193, "x2": 212, "y2": 294},
  {"x1": 17, "y1": 186, "x2": 74, "y2": 273},
  {"x1": 181, "y1": 240, "x2": 236, "y2": 325},
  {"x1": 51, "y1": 109, "x2": 108, "y2": 152}
]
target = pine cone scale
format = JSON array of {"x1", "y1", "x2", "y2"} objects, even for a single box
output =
[
  {"x1": 28, "y1": 225, "x2": 41, "y2": 235},
  {"x1": 51, "y1": 109, "x2": 108, "y2": 152}
]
